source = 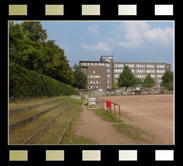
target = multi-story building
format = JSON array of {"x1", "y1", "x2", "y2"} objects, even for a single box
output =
[{"x1": 79, "y1": 56, "x2": 171, "y2": 92}]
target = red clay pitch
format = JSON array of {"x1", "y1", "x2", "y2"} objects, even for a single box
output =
[{"x1": 103, "y1": 94, "x2": 174, "y2": 145}]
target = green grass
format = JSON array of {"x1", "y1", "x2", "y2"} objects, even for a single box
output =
[
  {"x1": 9, "y1": 96, "x2": 64, "y2": 111},
  {"x1": 9, "y1": 100, "x2": 67, "y2": 125},
  {"x1": 9, "y1": 97, "x2": 96, "y2": 145},
  {"x1": 61, "y1": 100, "x2": 97, "y2": 145},
  {"x1": 34, "y1": 99, "x2": 93, "y2": 144},
  {"x1": 94, "y1": 108, "x2": 121, "y2": 123},
  {"x1": 9, "y1": 102, "x2": 71, "y2": 144},
  {"x1": 93, "y1": 108, "x2": 152, "y2": 143},
  {"x1": 113, "y1": 123, "x2": 152, "y2": 143}
]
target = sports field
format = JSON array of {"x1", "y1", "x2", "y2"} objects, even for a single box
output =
[{"x1": 103, "y1": 94, "x2": 174, "y2": 145}]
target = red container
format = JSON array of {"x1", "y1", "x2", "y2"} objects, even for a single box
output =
[{"x1": 106, "y1": 100, "x2": 111, "y2": 108}]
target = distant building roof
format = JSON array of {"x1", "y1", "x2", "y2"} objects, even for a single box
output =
[
  {"x1": 100, "y1": 56, "x2": 113, "y2": 60},
  {"x1": 79, "y1": 61, "x2": 107, "y2": 63}
]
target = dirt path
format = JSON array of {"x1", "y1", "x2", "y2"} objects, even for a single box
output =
[
  {"x1": 74, "y1": 102, "x2": 138, "y2": 145},
  {"x1": 103, "y1": 95, "x2": 174, "y2": 145}
]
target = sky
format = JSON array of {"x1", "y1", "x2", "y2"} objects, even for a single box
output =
[{"x1": 40, "y1": 21, "x2": 174, "y2": 71}]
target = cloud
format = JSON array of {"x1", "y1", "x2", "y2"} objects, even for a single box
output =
[
  {"x1": 116, "y1": 22, "x2": 173, "y2": 48},
  {"x1": 88, "y1": 25, "x2": 99, "y2": 35},
  {"x1": 143, "y1": 28, "x2": 174, "y2": 46},
  {"x1": 82, "y1": 42, "x2": 111, "y2": 52},
  {"x1": 118, "y1": 40, "x2": 142, "y2": 48}
]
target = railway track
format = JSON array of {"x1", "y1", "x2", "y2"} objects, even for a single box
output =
[{"x1": 9, "y1": 97, "x2": 82, "y2": 144}]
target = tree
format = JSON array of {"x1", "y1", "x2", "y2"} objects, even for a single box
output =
[
  {"x1": 112, "y1": 82, "x2": 119, "y2": 91},
  {"x1": 9, "y1": 21, "x2": 75, "y2": 86},
  {"x1": 73, "y1": 64, "x2": 87, "y2": 89},
  {"x1": 9, "y1": 22, "x2": 47, "y2": 73},
  {"x1": 142, "y1": 74, "x2": 155, "y2": 89},
  {"x1": 161, "y1": 71, "x2": 173, "y2": 90},
  {"x1": 135, "y1": 78, "x2": 143, "y2": 88},
  {"x1": 42, "y1": 40, "x2": 75, "y2": 85},
  {"x1": 118, "y1": 66, "x2": 136, "y2": 91}
]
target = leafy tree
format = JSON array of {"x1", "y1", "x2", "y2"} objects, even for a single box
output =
[
  {"x1": 9, "y1": 22, "x2": 47, "y2": 73},
  {"x1": 42, "y1": 40, "x2": 75, "y2": 85},
  {"x1": 9, "y1": 21, "x2": 75, "y2": 86},
  {"x1": 142, "y1": 74, "x2": 155, "y2": 89},
  {"x1": 118, "y1": 66, "x2": 136, "y2": 91},
  {"x1": 73, "y1": 64, "x2": 87, "y2": 89},
  {"x1": 112, "y1": 82, "x2": 119, "y2": 90},
  {"x1": 135, "y1": 78, "x2": 143, "y2": 88},
  {"x1": 161, "y1": 71, "x2": 173, "y2": 90}
]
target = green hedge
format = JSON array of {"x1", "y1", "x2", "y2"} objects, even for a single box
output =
[{"x1": 9, "y1": 63, "x2": 76, "y2": 97}]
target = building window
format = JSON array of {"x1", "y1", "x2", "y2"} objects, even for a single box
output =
[
  {"x1": 114, "y1": 74, "x2": 119, "y2": 78},
  {"x1": 107, "y1": 85, "x2": 111, "y2": 88},
  {"x1": 88, "y1": 75, "x2": 101, "y2": 78},
  {"x1": 137, "y1": 74, "x2": 145, "y2": 78},
  {"x1": 114, "y1": 64, "x2": 124, "y2": 68},
  {"x1": 107, "y1": 69, "x2": 110, "y2": 73},
  {"x1": 93, "y1": 70, "x2": 95, "y2": 74},
  {"x1": 95, "y1": 63, "x2": 97, "y2": 65},
  {"x1": 88, "y1": 81, "x2": 101, "y2": 84},
  {"x1": 157, "y1": 70, "x2": 165, "y2": 73},
  {"x1": 146, "y1": 65, "x2": 155, "y2": 68},
  {"x1": 118, "y1": 64, "x2": 124, "y2": 67},
  {"x1": 107, "y1": 64, "x2": 110, "y2": 67},
  {"x1": 107, "y1": 80, "x2": 111, "y2": 83},
  {"x1": 136, "y1": 69, "x2": 145, "y2": 73},
  {"x1": 107, "y1": 74, "x2": 111, "y2": 78},
  {"x1": 157, "y1": 75, "x2": 163, "y2": 78},
  {"x1": 136, "y1": 64, "x2": 145, "y2": 68},
  {"x1": 157, "y1": 65, "x2": 165, "y2": 68},
  {"x1": 114, "y1": 69, "x2": 123, "y2": 73},
  {"x1": 84, "y1": 63, "x2": 86, "y2": 65},
  {"x1": 150, "y1": 74, "x2": 156, "y2": 78},
  {"x1": 157, "y1": 79, "x2": 162, "y2": 83},
  {"x1": 146, "y1": 70, "x2": 155, "y2": 73},
  {"x1": 125, "y1": 64, "x2": 134, "y2": 68}
]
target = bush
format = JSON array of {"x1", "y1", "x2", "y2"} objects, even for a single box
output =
[{"x1": 9, "y1": 63, "x2": 76, "y2": 97}]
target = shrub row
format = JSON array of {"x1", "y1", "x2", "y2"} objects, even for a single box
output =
[{"x1": 9, "y1": 63, "x2": 76, "y2": 97}]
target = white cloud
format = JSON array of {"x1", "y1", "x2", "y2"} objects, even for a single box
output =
[
  {"x1": 117, "y1": 22, "x2": 173, "y2": 48},
  {"x1": 82, "y1": 42, "x2": 111, "y2": 52},
  {"x1": 88, "y1": 25, "x2": 99, "y2": 35},
  {"x1": 118, "y1": 40, "x2": 142, "y2": 48},
  {"x1": 143, "y1": 28, "x2": 173, "y2": 46}
]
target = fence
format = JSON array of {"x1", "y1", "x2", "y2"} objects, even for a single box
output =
[{"x1": 96, "y1": 98, "x2": 121, "y2": 120}]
